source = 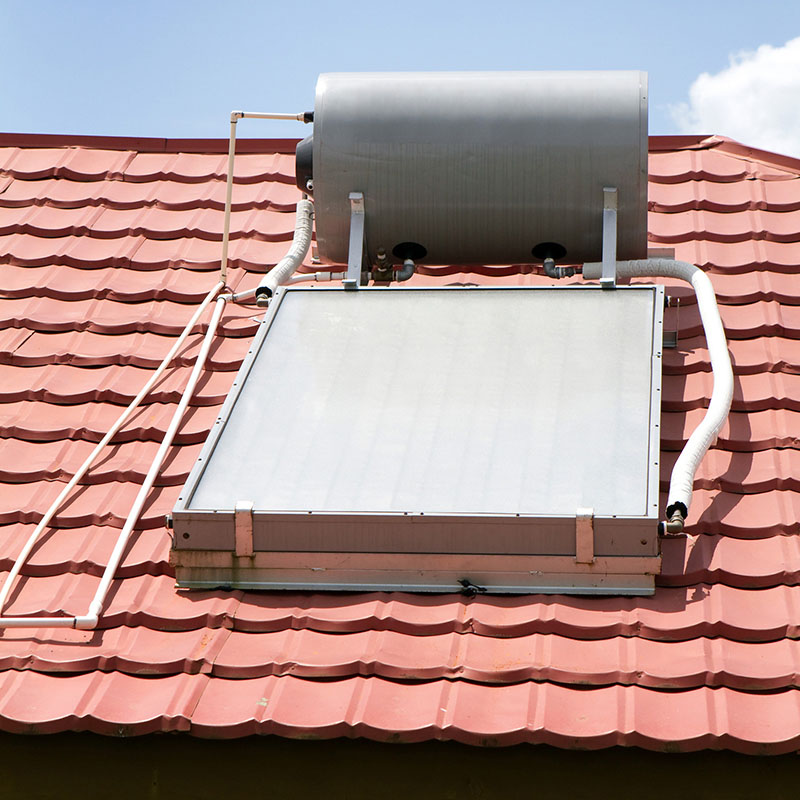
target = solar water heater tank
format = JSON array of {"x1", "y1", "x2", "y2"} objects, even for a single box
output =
[{"x1": 299, "y1": 71, "x2": 648, "y2": 266}]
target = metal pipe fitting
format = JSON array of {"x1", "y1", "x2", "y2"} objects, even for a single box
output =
[
  {"x1": 396, "y1": 258, "x2": 415, "y2": 282},
  {"x1": 543, "y1": 257, "x2": 576, "y2": 279}
]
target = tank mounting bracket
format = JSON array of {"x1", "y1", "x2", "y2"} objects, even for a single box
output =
[
  {"x1": 344, "y1": 192, "x2": 366, "y2": 291},
  {"x1": 601, "y1": 187, "x2": 618, "y2": 290}
]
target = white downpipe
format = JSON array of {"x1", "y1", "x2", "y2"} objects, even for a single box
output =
[
  {"x1": 0, "y1": 280, "x2": 224, "y2": 618},
  {"x1": 254, "y1": 198, "x2": 314, "y2": 304},
  {"x1": 0, "y1": 294, "x2": 228, "y2": 629},
  {"x1": 583, "y1": 259, "x2": 734, "y2": 531}
]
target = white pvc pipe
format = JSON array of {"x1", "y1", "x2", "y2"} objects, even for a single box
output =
[
  {"x1": 284, "y1": 271, "x2": 347, "y2": 285},
  {"x1": 222, "y1": 287, "x2": 257, "y2": 303},
  {"x1": 0, "y1": 280, "x2": 224, "y2": 618},
  {"x1": 583, "y1": 259, "x2": 733, "y2": 529},
  {"x1": 223, "y1": 271, "x2": 346, "y2": 305},
  {"x1": 234, "y1": 111, "x2": 308, "y2": 121},
  {"x1": 0, "y1": 294, "x2": 228, "y2": 629},
  {"x1": 220, "y1": 110, "x2": 312, "y2": 287},
  {"x1": 219, "y1": 119, "x2": 238, "y2": 285},
  {"x1": 282, "y1": 273, "x2": 317, "y2": 285},
  {"x1": 255, "y1": 199, "x2": 314, "y2": 303}
]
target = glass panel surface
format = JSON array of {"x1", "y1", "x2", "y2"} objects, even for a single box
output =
[{"x1": 189, "y1": 287, "x2": 657, "y2": 516}]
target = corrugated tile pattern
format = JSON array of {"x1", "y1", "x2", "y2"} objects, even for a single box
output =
[{"x1": 1, "y1": 133, "x2": 800, "y2": 752}]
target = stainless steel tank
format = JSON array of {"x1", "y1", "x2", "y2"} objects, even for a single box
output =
[{"x1": 303, "y1": 71, "x2": 648, "y2": 267}]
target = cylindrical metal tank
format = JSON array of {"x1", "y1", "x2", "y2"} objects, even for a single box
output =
[{"x1": 307, "y1": 71, "x2": 648, "y2": 267}]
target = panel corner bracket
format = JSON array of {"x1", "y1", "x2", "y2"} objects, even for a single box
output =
[
  {"x1": 234, "y1": 500, "x2": 255, "y2": 557},
  {"x1": 575, "y1": 507, "x2": 595, "y2": 564}
]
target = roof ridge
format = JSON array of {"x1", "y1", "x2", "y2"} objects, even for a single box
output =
[
  {"x1": 649, "y1": 134, "x2": 719, "y2": 151},
  {"x1": 649, "y1": 134, "x2": 800, "y2": 176},
  {"x1": 0, "y1": 133, "x2": 298, "y2": 155},
  {"x1": 712, "y1": 137, "x2": 800, "y2": 177},
  {"x1": 3, "y1": 133, "x2": 800, "y2": 175}
]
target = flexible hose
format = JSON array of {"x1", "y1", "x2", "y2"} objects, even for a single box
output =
[
  {"x1": 583, "y1": 259, "x2": 733, "y2": 530},
  {"x1": 255, "y1": 199, "x2": 314, "y2": 304}
]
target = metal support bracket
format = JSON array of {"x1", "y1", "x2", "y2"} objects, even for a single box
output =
[
  {"x1": 575, "y1": 507, "x2": 595, "y2": 564},
  {"x1": 601, "y1": 187, "x2": 618, "y2": 290},
  {"x1": 663, "y1": 295, "x2": 680, "y2": 348},
  {"x1": 344, "y1": 192, "x2": 366, "y2": 291},
  {"x1": 234, "y1": 500, "x2": 254, "y2": 557}
]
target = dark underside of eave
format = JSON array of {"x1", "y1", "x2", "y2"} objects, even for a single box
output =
[{"x1": 0, "y1": 733, "x2": 797, "y2": 800}]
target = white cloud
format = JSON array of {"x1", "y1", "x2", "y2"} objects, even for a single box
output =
[{"x1": 671, "y1": 37, "x2": 800, "y2": 158}]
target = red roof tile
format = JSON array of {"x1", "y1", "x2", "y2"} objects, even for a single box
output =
[{"x1": 1, "y1": 132, "x2": 800, "y2": 752}]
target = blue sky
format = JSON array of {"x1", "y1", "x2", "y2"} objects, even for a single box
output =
[{"x1": 3, "y1": 0, "x2": 800, "y2": 154}]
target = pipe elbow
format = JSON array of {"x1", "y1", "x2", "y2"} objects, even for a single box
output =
[
  {"x1": 544, "y1": 258, "x2": 575, "y2": 279},
  {"x1": 255, "y1": 287, "x2": 272, "y2": 307},
  {"x1": 661, "y1": 510, "x2": 686, "y2": 536},
  {"x1": 396, "y1": 259, "x2": 415, "y2": 282},
  {"x1": 662, "y1": 517, "x2": 685, "y2": 535}
]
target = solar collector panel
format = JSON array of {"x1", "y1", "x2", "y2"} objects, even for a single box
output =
[{"x1": 173, "y1": 285, "x2": 663, "y2": 593}]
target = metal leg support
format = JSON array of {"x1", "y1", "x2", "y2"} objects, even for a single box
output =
[
  {"x1": 601, "y1": 187, "x2": 618, "y2": 290},
  {"x1": 344, "y1": 192, "x2": 365, "y2": 291}
]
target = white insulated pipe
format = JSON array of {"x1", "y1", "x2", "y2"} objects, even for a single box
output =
[
  {"x1": 255, "y1": 198, "x2": 314, "y2": 304},
  {"x1": 0, "y1": 293, "x2": 228, "y2": 629},
  {"x1": 583, "y1": 259, "x2": 733, "y2": 532}
]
